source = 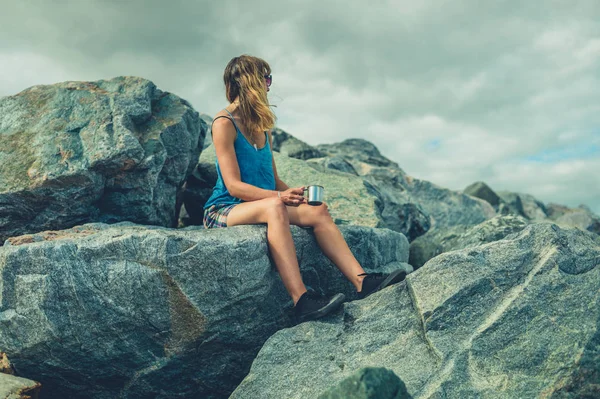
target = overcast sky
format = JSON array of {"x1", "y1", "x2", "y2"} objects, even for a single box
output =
[{"x1": 1, "y1": 0, "x2": 599, "y2": 214}]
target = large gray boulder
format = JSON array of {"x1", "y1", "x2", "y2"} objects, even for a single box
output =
[
  {"x1": 231, "y1": 223, "x2": 600, "y2": 398},
  {"x1": 0, "y1": 222, "x2": 408, "y2": 398},
  {"x1": 409, "y1": 215, "x2": 529, "y2": 269},
  {"x1": 0, "y1": 77, "x2": 206, "y2": 242}
]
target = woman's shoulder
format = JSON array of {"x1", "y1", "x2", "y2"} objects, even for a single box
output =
[
  {"x1": 212, "y1": 108, "x2": 232, "y2": 121},
  {"x1": 212, "y1": 110, "x2": 235, "y2": 129},
  {"x1": 211, "y1": 110, "x2": 237, "y2": 145}
]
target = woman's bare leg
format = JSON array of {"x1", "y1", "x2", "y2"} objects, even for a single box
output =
[
  {"x1": 226, "y1": 198, "x2": 307, "y2": 304},
  {"x1": 286, "y1": 203, "x2": 367, "y2": 292}
]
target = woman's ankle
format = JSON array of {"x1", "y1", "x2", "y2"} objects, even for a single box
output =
[{"x1": 354, "y1": 273, "x2": 367, "y2": 292}]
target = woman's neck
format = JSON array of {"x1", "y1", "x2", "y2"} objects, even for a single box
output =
[{"x1": 226, "y1": 100, "x2": 240, "y2": 114}]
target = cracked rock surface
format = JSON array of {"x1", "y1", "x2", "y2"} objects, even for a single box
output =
[
  {"x1": 0, "y1": 77, "x2": 206, "y2": 242},
  {"x1": 0, "y1": 222, "x2": 409, "y2": 398},
  {"x1": 231, "y1": 223, "x2": 600, "y2": 399}
]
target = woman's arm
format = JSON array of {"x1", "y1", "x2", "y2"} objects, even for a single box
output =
[
  {"x1": 268, "y1": 130, "x2": 290, "y2": 191},
  {"x1": 213, "y1": 118, "x2": 279, "y2": 201}
]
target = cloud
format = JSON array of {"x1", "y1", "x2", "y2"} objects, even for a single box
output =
[{"x1": 1, "y1": 0, "x2": 599, "y2": 214}]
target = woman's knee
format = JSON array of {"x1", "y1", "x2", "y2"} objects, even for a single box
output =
[
  {"x1": 307, "y1": 202, "x2": 333, "y2": 226},
  {"x1": 265, "y1": 197, "x2": 289, "y2": 221}
]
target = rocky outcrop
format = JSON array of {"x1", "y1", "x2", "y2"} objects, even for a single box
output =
[
  {"x1": 0, "y1": 77, "x2": 206, "y2": 242},
  {"x1": 3, "y1": 77, "x2": 598, "y2": 399},
  {"x1": 230, "y1": 223, "x2": 600, "y2": 399},
  {"x1": 547, "y1": 204, "x2": 600, "y2": 235},
  {"x1": 271, "y1": 127, "x2": 327, "y2": 160},
  {"x1": 307, "y1": 156, "x2": 358, "y2": 175},
  {"x1": 317, "y1": 139, "x2": 403, "y2": 170},
  {"x1": 464, "y1": 182, "x2": 600, "y2": 235},
  {"x1": 317, "y1": 367, "x2": 412, "y2": 399},
  {"x1": 497, "y1": 191, "x2": 548, "y2": 220},
  {"x1": 0, "y1": 222, "x2": 409, "y2": 398},
  {"x1": 200, "y1": 113, "x2": 214, "y2": 149},
  {"x1": 314, "y1": 139, "x2": 495, "y2": 236},
  {"x1": 464, "y1": 181, "x2": 502, "y2": 209},
  {"x1": 403, "y1": 178, "x2": 495, "y2": 229},
  {"x1": 409, "y1": 215, "x2": 529, "y2": 269}
]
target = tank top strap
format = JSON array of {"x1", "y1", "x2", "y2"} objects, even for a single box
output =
[
  {"x1": 223, "y1": 109, "x2": 241, "y2": 133},
  {"x1": 224, "y1": 108, "x2": 270, "y2": 141}
]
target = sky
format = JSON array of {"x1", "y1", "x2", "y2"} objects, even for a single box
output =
[{"x1": 1, "y1": 0, "x2": 599, "y2": 214}]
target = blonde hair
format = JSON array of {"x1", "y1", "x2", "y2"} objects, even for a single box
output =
[{"x1": 223, "y1": 54, "x2": 276, "y2": 134}]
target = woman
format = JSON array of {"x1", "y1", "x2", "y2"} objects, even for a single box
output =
[{"x1": 203, "y1": 55, "x2": 406, "y2": 323}]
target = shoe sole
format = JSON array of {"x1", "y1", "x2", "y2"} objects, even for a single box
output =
[
  {"x1": 359, "y1": 269, "x2": 407, "y2": 299},
  {"x1": 297, "y1": 293, "x2": 346, "y2": 323}
]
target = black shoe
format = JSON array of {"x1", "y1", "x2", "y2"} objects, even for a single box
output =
[
  {"x1": 294, "y1": 291, "x2": 345, "y2": 323},
  {"x1": 357, "y1": 269, "x2": 407, "y2": 299}
]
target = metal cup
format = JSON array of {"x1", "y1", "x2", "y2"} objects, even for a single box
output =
[{"x1": 304, "y1": 185, "x2": 324, "y2": 206}]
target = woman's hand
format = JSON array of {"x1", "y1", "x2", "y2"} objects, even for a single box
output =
[{"x1": 279, "y1": 186, "x2": 306, "y2": 207}]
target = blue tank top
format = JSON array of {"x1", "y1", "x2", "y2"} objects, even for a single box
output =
[{"x1": 203, "y1": 109, "x2": 276, "y2": 209}]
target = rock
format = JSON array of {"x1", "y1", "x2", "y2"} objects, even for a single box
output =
[
  {"x1": 546, "y1": 204, "x2": 600, "y2": 235},
  {"x1": 463, "y1": 181, "x2": 502, "y2": 207},
  {"x1": 306, "y1": 156, "x2": 358, "y2": 175},
  {"x1": 316, "y1": 139, "x2": 495, "y2": 233},
  {"x1": 200, "y1": 113, "x2": 214, "y2": 149},
  {"x1": 1, "y1": 352, "x2": 14, "y2": 375},
  {"x1": 0, "y1": 222, "x2": 408, "y2": 398},
  {"x1": 0, "y1": 77, "x2": 206, "y2": 242},
  {"x1": 546, "y1": 203, "x2": 571, "y2": 219},
  {"x1": 295, "y1": 138, "x2": 430, "y2": 240},
  {"x1": 403, "y1": 177, "x2": 496, "y2": 229},
  {"x1": 230, "y1": 223, "x2": 600, "y2": 399},
  {"x1": 360, "y1": 178, "x2": 431, "y2": 242},
  {"x1": 394, "y1": 203, "x2": 431, "y2": 242},
  {"x1": 554, "y1": 209, "x2": 600, "y2": 235},
  {"x1": 317, "y1": 367, "x2": 412, "y2": 399},
  {"x1": 181, "y1": 161, "x2": 217, "y2": 225},
  {"x1": 495, "y1": 191, "x2": 526, "y2": 217},
  {"x1": 317, "y1": 139, "x2": 402, "y2": 170},
  {"x1": 409, "y1": 215, "x2": 529, "y2": 269},
  {"x1": 271, "y1": 127, "x2": 326, "y2": 160},
  {"x1": 184, "y1": 147, "x2": 382, "y2": 228},
  {"x1": 0, "y1": 373, "x2": 41, "y2": 399},
  {"x1": 498, "y1": 191, "x2": 548, "y2": 220}
]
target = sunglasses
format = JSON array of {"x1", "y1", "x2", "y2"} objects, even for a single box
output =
[{"x1": 264, "y1": 74, "x2": 272, "y2": 87}]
